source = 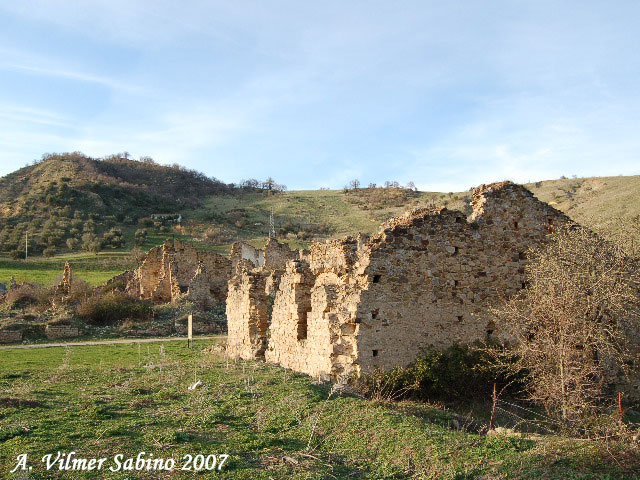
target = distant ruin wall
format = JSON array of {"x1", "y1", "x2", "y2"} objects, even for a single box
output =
[
  {"x1": 45, "y1": 325, "x2": 80, "y2": 339},
  {"x1": 0, "y1": 330, "x2": 22, "y2": 344},
  {"x1": 125, "y1": 239, "x2": 231, "y2": 308}
]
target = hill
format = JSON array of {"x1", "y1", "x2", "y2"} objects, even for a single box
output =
[
  {"x1": 0, "y1": 152, "x2": 229, "y2": 258},
  {"x1": 1, "y1": 153, "x2": 639, "y2": 285},
  {"x1": 526, "y1": 175, "x2": 640, "y2": 237}
]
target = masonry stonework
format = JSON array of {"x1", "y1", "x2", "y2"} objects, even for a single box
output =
[
  {"x1": 227, "y1": 182, "x2": 574, "y2": 380},
  {"x1": 45, "y1": 325, "x2": 80, "y2": 339},
  {"x1": 226, "y1": 239, "x2": 296, "y2": 360},
  {"x1": 0, "y1": 330, "x2": 22, "y2": 344},
  {"x1": 124, "y1": 239, "x2": 231, "y2": 307}
]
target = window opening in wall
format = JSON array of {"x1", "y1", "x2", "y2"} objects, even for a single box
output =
[
  {"x1": 454, "y1": 280, "x2": 459, "y2": 287},
  {"x1": 373, "y1": 274, "x2": 381, "y2": 283},
  {"x1": 456, "y1": 315, "x2": 463, "y2": 322},
  {"x1": 486, "y1": 321, "x2": 496, "y2": 337},
  {"x1": 371, "y1": 309, "x2": 379, "y2": 319},
  {"x1": 372, "y1": 349, "x2": 379, "y2": 357},
  {"x1": 297, "y1": 310, "x2": 310, "y2": 341},
  {"x1": 513, "y1": 221, "x2": 519, "y2": 229}
]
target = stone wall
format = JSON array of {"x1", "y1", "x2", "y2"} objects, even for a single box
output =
[
  {"x1": 227, "y1": 182, "x2": 576, "y2": 381},
  {"x1": 231, "y1": 242, "x2": 264, "y2": 272},
  {"x1": 45, "y1": 325, "x2": 80, "y2": 339},
  {"x1": 125, "y1": 239, "x2": 231, "y2": 308},
  {"x1": 0, "y1": 330, "x2": 22, "y2": 344},
  {"x1": 226, "y1": 240, "x2": 295, "y2": 360}
]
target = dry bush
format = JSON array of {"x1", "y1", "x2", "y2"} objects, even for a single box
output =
[
  {"x1": 76, "y1": 292, "x2": 152, "y2": 326},
  {"x1": 68, "y1": 278, "x2": 93, "y2": 303},
  {"x1": 4, "y1": 284, "x2": 53, "y2": 310},
  {"x1": 489, "y1": 221, "x2": 640, "y2": 429}
]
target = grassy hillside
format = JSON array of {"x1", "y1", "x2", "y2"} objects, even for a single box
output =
[
  {"x1": 526, "y1": 175, "x2": 640, "y2": 237},
  {"x1": 187, "y1": 188, "x2": 471, "y2": 254},
  {"x1": 0, "y1": 152, "x2": 228, "y2": 258},
  {"x1": 0, "y1": 340, "x2": 636, "y2": 479},
  {"x1": 1, "y1": 153, "x2": 639, "y2": 286}
]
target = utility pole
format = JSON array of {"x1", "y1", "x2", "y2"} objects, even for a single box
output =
[
  {"x1": 25, "y1": 231, "x2": 28, "y2": 260},
  {"x1": 269, "y1": 207, "x2": 275, "y2": 239}
]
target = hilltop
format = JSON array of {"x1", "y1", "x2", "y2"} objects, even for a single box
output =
[{"x1": 0, "y1": 152, "x2": 228, "y2": 219}]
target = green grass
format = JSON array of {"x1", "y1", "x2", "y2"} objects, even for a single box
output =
[
  {"x1": 527, "y1": 175, "x2": 640, "y2": 238},
  {"x1": 0, "y1": 341, "x2": 637, "y2": 479},
  {"x1": 0, "y1": 251, "x2": 135, "y2": 287}
]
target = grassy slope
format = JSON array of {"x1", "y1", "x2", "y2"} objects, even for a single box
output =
[
  {"x1": 1, "y1": 340, "x2": 636, "y2": 479},
  {"x1": 527, "y1": 176, "x2": 640, "y2": 236},
  {"x1": 192, "y1": 189, "x2": 467, "y2": 254},
  {"x1": 2, "y1": 173, "x2": 639, "y2": 286}
]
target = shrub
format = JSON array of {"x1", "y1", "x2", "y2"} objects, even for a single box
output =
[
  {"x1": 76, "y1": 293, "x2": 152, "y2": 326},
  {"x1": 134, "y1": 229, "x2": 147, "y2": 246},
  {"x1": 138, "y1": 218, "x2": 154, "y2": 228},
  {"x1": 43, "y1": 247, "x2": 56, "y2": 257},
  {"x1": 10, "y1": 249, "x2": 25, "y2": 260},
  {"x1": 5, "y1": 284, "x2": 52, "y2": 309},
  {"x1": 66, "y1": 237, "x2": 79, "y2": 251},
  {"x1": 359, "y1": 344, "x2": 521, "y2": 402}
]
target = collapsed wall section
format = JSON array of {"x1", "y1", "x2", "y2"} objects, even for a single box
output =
[
  {"x1": 124, "y1": 239, "x2": 231, "y2": 307},
  {"x1": 265, "y1": 238, "x2": 368, "y2": 379},
  {"x1": 246, "y1": 182, "x2": 572, "y2": 380},
  {"x1": 226, "y1": 239, "x2": 296, "y2": 360}
]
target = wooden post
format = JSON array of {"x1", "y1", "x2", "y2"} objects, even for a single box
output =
[
  {"x1": 489, "y1": 382, "x2": 497, "y2": 431},
  {"x1": 618, "y1": 392, "x2": 623, "y2": 424},
  {"x1": 187, "y1": 313, "x2": 193, "y2": 349}
]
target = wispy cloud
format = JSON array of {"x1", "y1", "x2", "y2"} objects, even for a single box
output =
[{"x1": 0, "y1": 62, "x2": 142, "y2": 93}]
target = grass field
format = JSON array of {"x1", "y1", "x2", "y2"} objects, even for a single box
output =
[
  {"x1": 0, "y1": 251, "x2": 138, "y2": 287},
  {"x1": 1, "y1": 340, "x2": 637, "y2": 479}
]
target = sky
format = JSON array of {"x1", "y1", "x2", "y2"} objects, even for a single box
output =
[{"x1": 0, "y1": 1, "x2": 639, "y2": 191}]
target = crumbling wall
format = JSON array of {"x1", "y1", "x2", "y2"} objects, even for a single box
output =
[
  {"x1": 226, "y1": 268, "x2": 271, "y2": 360},
  {"x1": 52, "y1": 261, "x2": 73, "y2": 305},
  {"x1": 264, "y1": 238, "x2": 297, "y2": 270},
  {"x1": 265, "y1": 246, "x2": 366, "y2": 379},
  {"x1": 353, "y1": 182, "x2": 570, "y2": 376},
  {"x1": 229, "y1": 181, "x2": 574, "y2": 380},
  {"x1": 124, "y1": 239, "x2": 231, "y2": 307},
  {"x1": 231, "y1": 242, "x2": 264, "y2": 272},
  {"x1": 226, "y1": 240, "x2": 296, "y2": 360},
  {"x1": 187, "y1": 263, "x2": 214, "y2": 310}
]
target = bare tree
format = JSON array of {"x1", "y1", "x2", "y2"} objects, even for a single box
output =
[
  {"x1": 348, "y1": 179, "x2": 361, "y2": 190},
  {"x1": 489, "y1": 221, "x2": 640, "y2": 424},
  {"x1": 407, "y1": 181, "x2": 416, "y2": 191}
]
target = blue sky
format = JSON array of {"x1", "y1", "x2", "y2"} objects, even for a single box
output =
[{"x1": 1, "y1": 1, "x2": 639, "y2": 191}]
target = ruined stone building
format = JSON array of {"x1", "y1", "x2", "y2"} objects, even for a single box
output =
[
  {"x1": 122, "y1": 239, "x2": 231, "y2": 309},
  {"x1": 227, "y1": 182, "x2": 572, "y2": 380}
]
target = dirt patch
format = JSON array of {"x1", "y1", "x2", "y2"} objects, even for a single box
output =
[{"x1": 0, "y1": 397, "x2": 43, "y2": 408}]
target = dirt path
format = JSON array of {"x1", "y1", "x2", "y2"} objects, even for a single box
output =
[{"x1": 0, "y1": 335, "x2": 226, "y2": 350}]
